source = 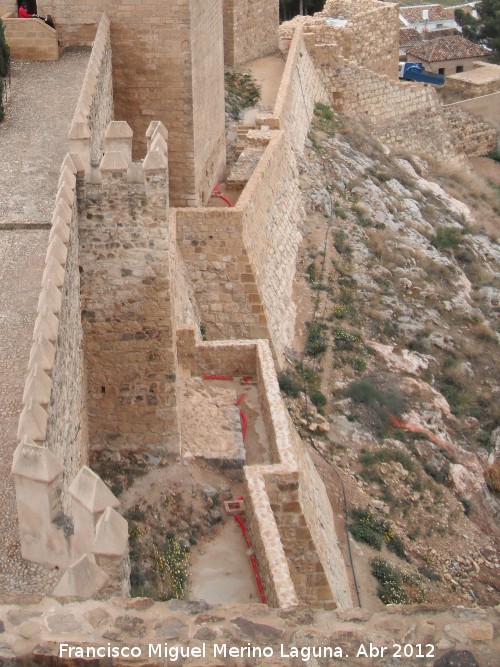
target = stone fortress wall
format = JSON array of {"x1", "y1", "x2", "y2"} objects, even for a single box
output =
[
  {"x1": 279, "y1": 0, "x2": 498, "y2": 158},
  {"x1": 40, "y1": 0, "x2": 227, "y2": 208},
  {"x1": 223, "y1": 0, "x2": 279, "y2": 66},
  {"x1": 6, "y1": 0, "x2": 500, "y2": 643}
]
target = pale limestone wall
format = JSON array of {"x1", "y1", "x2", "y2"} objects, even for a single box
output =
[
  {"x1": 265, "y1": 472, "x2": 336, "y2": 607},
  {"x1": 177, "y1": 330, "x2": 258, "y2": 378},
  {"x1": 315, "y1": 0, "x2": 400, "y2": 79},
  {"x1": 17, "y1": 157, "x2": 88, "y2": 508},
  {"x1": 223, "y1": 0, "x2": 279, "y2": 66},
  {"x1": 290, "y1": 418, "x2": 352, "y2": 609},
  {"x1": 44, "y1": 180, "x2": 89, "y2": 506},
  {"x1": 46, "y1": 2, "x2": 226, "y2": 206},
  {"x1": 176, "y1": 132, "x2": 302, "y2": 363},
  {"x1": 448, "y1": 92, "x2": 500, "y2": 130},
  {"x1": 176, "y1": 334, "x2": 352, "y2": 609},
  {"x1": 13, "y1": 157, "x2": 129, "y2": 595},
  {"x1": 175, "y1": 207, "x2": 271, "y2": 343},
  {"x1": 79, "y1": 128, "x2": 180, "y2": 456},
  {"x1": 264, "y1": 26, "x2": 329, "y2": 154},
  {"x1": 444, "y1": 104, "x2": 499, "y2": 155},
  {"x1": 238, "y1": 132, "x2": 303, "y2": 362},
  {"x1": 67, "y1": 14, "x2": 113, "y2": 174},
  {"x1": 309, "y1": 51, "x2": 455, "y2": 157},
  {"x1": 446, "y1": 63, "x2": 500, "y2": 98},
  {"x1": 190, "y1": 0, "x2": 226, "y2": 205},
  {"x1": 3, "y1": 16, "x2": 59, "y2": 61}
]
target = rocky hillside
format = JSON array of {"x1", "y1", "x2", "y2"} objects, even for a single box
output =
[{"x1": 282, "y1": 105, "x2": 500, "y2": 609}]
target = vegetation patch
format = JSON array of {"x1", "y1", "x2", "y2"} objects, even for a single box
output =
[
  {"x1": 431, "y1": 226, "x2": 463, "y2": 250},
  {"x1": 348, "y1": 508, "x2": 408, "y2": 560},
  {"x1": 224, "y1": 70, "x2": 260, "y2": 120},
  {"x1": 313, "y1": 101, "x2": 339, "y2": 136},
  {"x1": 305, "y1": 321, "x2": 328, "y2": 356},
  {"x1": 371, "y1": 558, "x2": 425, "y2": 605}
]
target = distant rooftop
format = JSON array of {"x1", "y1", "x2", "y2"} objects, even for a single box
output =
[
  {"x1": 407, "y1": 35, "x2": 489, "y2": 61},
  {"x1": 399, "y1": 28, "x2": 423, "y2": 48}
]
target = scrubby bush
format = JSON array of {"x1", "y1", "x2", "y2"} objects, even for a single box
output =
[
  {"x1": 305, "y1": 321, "x2": 328, "y2": 356},
  {"x1": 278, "y1": 371, "x2": 301, "y2": 398},
  {"x1": 309, "y1": 388, "x2": 327, "y2": 409},
  {"x1": 432, "y1": 226, "x2": 463, "y2": 250}
]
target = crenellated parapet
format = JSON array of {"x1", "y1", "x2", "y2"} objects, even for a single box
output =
[
  {"x1": 68, "y1": 14, "x2": 113, "y2": 176},
  {"x1": 12, "y1": 149, "x2": 130, "y2": 599}
]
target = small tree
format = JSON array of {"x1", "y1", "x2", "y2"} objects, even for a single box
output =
[
  {"x1": 0, "y1": 18, "x2": 10, "y2": 121},
  {"x1": 455, "y1": 0, "x2": 500, "y2": 63}
]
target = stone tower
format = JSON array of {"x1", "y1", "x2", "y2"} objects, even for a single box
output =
[{"x1": 46, "y1": 0, "x2": 226, "y2": 207}]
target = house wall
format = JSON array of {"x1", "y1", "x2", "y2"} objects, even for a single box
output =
[
  {"x1": 406, "y1": 53, "x2": 489, "y2": 76},
  {"x1": 223, "y1": 0, "x2": 279, "y2": 66}
]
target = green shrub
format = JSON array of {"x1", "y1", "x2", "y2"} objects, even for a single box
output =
[
  {"x1": 305, "y1": 262, "x2": 318, "y2": 283},
  {"x1": 359, "y1": 447, "x2": 415, "y2": 473},
  {"x1": 432, "y1": 226, "x2": 463, "y2": 250},
  {"x1": 278, "y1": 371, "x2": 301, "y2": 398},
  {"x1": 349, "y1": 523, "x2": 383, "y2": 550},
  {"x1": 386, "y1": 534, "x2": 407, "y2": 560},
  {"x1": 305, "y1": 321, "x2": 328, "y2": 356},
  {"x1": 332, "y1": 325, "x2": 362, "y2": 350},
  {"x1": 309, "y1": 389, "x2": 327, "y2": 409},
  {"x1": 224, "y1": 70, "x2": 260, "y2": 119},
  {"x1": 313, "y1": 102, "x2": 338, "y2": 135},
  {"x1": 346, "y1": 379, "x2": 404, "y2": 418},
  {"x1": 333, "y1": 230, "x2": 352, "y2": 255},
  {"x1": 350, "y1": 356, "x2": 367, "y2": 372}
]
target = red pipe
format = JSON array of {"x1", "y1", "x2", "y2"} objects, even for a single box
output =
[
  {"x1": 234, "y1": 513, "x2": 267, "y2": 604},
  {"x1": 211, "y1": 182, "x2": 234, "y2": 207},
  {"x1": 240, "y1": 409, "x2": 248, "y2": 440}
]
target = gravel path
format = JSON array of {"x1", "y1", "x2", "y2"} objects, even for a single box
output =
[
  {"x1": 0, "y1": 50, "x2": 90, "y2": 224},
  {"x1": 0, "y1": 50, "x2": 89, "y2": 594}
]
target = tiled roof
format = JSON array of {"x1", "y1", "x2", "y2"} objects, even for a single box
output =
[
  {"x1": 400, "y1": 5, "x2": 453, "y2": 23},
  {"x1": 406, "y1": 35, "x2": 489, "y2": 61},
  {"x1": 399, "y1": 28, "x2": 423, "y2": 47}
]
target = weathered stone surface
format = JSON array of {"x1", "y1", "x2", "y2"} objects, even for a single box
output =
[
  {"x1": 445, "y1": 620, "x2": 494, "y2": 642},
  {"x1": 45, "y1": 613, "x2": 81, "y2": 634},
  {"x1": 194, "y1": 627, "x2": 217, "y2": 641},
  {"x1": 114, "y1": 615, "x2": 147, "y2": 638},
  {"x1": 154, "y1": 618, "x2": 189, "y2": 641},
  {"x1": 6, "y1": 609, "x2": 41, "y2": 627},
  {"x1": 434, "y1": 650, "x2": 481, "y2": 667},
  {"x1": 230, "y1": 617, "x2": 285, "y2": 643},
  {"x1": 167, "y1": 600, "x2": 210, "y2": 615}
]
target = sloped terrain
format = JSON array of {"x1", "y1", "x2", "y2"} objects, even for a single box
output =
[{"x1": 283, "y1": 107, "x2": 500, "y2": 609}]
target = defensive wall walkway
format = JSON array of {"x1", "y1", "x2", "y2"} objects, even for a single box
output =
[{"x1": 0, "y1": 50, "x2": 89, "y2": 594}]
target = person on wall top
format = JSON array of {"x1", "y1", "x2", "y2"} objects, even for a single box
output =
[{"x1": 18, "y1": 1, "x2": 55, "y2": 29}]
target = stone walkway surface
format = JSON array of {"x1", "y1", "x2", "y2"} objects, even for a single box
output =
[{"x1": 0, "y1": 51, "x2": 89, "y2": 593}]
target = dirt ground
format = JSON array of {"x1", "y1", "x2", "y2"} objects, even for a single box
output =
[
  {"x1": 240, "y1": 51, "x2": 285, "y2": 124},
  {"x1": 189, "y1": 517, "x2": 260, "y2": 604}
]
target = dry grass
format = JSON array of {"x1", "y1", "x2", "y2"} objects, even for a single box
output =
[
  {"x1": 365, "y1": 228, "x2": 398, "y2": 266},
  {"x1": 426, "y1": 158, "x2": 500, "y2": 241},
  {"x1": 484, "y1": 460, "x2": 500, "y2": 494}
]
